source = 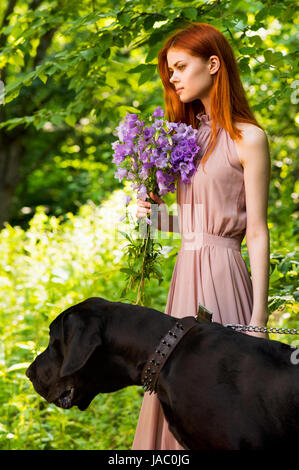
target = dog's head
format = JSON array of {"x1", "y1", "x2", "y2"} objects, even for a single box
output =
[{"x1": 26, "y1": 297, "x2": 131, "y2": 411}]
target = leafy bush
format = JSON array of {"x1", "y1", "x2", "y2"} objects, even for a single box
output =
[{"x1": 0, "y1": 185, "x2": 181, "y2": 449}]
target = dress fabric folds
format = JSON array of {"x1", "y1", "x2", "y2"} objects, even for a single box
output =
[{"x1": 132, "y1": 112, "x2": 253, "y2": 450}]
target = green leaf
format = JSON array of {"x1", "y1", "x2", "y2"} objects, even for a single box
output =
[
  {"x1": 38, "y1": 73, "x2": 48, "y2": 85},
  {"x1": 144, "y1": 15, "x2": 159, "y2": 31},
  {"x1": 264, "y1": 50, "x2": 284, "y2": 67},
  {"x1": 182, "y1": 7, "x2": 198, "y2": 20},
  {"x1": 255, "y1": 8, "x2": 268, "y2": 22},
  {"x1": 51, "y1": 115, "x2": 64, "y2": 126},
  {"x1": 102, "y1": 48, "x2": 111, "y2": 59},
  {"x1": 128, "y1": 64, "x2": 151, "y2": 73},
  {"x1": 65, "y1": 115, "x2": 76, "y2": 127},
  {"x1": 7, "y1": 362, "x2": 30, "y2": 372},
  {"x1": 138, "y1": 66, "x2": 157, "y2": 85},
  {"x1": 238, "y1": 57, "x2": 251, "y2": 75},
  {"x1": 80, "y1": 48, "x2": 97, "y2": 61},
  {"x1": 270, "y1": 266, "x2": 283, "y2": 283},
  {"x1": 239, "y1": 46, "x2": 255, "y2": 55},
  {"x1": 117, "y1": 12, "x2": 131, "y2": 26},
  {"x1": 118, "y1": 230, "x2": 133, "y2": 243}
]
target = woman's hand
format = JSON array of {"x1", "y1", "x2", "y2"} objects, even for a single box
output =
[{"x1": 136, "y1": 191, "x2": 166, "y2": 219}]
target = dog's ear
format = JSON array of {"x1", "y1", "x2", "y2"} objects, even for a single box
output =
[{"x1": 60, "y1": 312, "x2": 103, "y2": 378}]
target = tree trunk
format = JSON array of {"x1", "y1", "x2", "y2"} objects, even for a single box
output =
[{"x1": 0, "y1": 138, "x2": 22, "y2": 230}]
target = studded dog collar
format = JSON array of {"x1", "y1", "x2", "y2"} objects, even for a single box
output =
[{"x1": 141, "y1": 316, "x2": 198, "y2": 395}]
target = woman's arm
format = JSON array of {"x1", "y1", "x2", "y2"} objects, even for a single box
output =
[{"x1": 235, "y1": 124, "x2": 271, "y2": 338}]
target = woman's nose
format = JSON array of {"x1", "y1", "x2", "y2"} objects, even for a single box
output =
[{"x1": 170, "y1": 75, "x2": 179, "y2": 85}]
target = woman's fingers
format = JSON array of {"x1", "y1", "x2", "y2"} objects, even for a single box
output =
[
  {"x1": 136, "y1": 198, "x2": 151, "y2": 218},
  {"x1": 136, "y1": 193, "x2": 166, "y2": 218}
]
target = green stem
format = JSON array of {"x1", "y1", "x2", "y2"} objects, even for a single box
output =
[{"x1": 136, "y1": 223, "x2": 150, "y2": 305}]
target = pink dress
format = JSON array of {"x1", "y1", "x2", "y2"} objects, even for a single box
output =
[{"x1": 132, "y1": 112, "x2": 253, "y2": 450}]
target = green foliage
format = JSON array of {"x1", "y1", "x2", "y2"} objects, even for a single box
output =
[
  {"x1": 0, "y1": 0, "x2": 298, "y2": 230},
  {"x1": 0, "y1": 185, "x2": 181, "y2": 449}
]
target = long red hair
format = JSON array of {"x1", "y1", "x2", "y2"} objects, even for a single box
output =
[{"x1": 157, "y1": 23, "x2": 263, "y2": 169}]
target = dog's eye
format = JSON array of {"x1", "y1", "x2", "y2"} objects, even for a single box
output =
[{"x1": 49, "y1": 337, "x2": 62, "y2": 354}]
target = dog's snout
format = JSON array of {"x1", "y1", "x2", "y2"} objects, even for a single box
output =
[
  {"x1": 26, "y1": 363, "x2": 35, "y2": 380},
  {"x1": 57, "y1": 387, "x2": 75, "y2": 409}
]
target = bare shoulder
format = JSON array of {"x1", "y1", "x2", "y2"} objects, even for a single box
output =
[{"x1": 233, "y1": 122, "x2": 269, "y2": 167}]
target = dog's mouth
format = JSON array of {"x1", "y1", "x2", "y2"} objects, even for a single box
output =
[
  {"x1": 52, "y1": 387, "x2": 93, "y2": 411},
  {"x1": 55, "y1": 387, "x2": 75, "y2": 409}
]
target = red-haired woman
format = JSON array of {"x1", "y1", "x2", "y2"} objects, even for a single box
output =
[{"x1": 134, "y1": 23, "x2": 271, "y2": 450}]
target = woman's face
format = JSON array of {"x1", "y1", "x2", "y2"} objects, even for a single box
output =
[{"x1": 166, "y1": 48, "x2": 215, "y2": 103}]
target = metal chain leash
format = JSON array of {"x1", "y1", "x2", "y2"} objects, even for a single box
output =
[
  {"x1": 197, "y1": 304, "x2": 299, "y2": 335},
  {"x1": 224, "y1": 324, "x2": 299, "y2": 335}
]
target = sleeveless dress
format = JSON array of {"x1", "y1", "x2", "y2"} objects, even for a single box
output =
[{"x1": 131, "y1": 112, "x2": 253, "y2": 450}]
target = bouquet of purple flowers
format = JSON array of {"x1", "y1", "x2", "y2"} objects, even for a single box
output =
[{"x1": 111, "y1": 106, "x2": 200, "y2": 305}]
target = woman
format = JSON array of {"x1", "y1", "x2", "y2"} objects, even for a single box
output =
[{"x1": 133, "y1": 22, "x2": 271, "y2": 450}]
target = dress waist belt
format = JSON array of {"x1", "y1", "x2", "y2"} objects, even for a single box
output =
[{"x1": 181, "y1": 232, "x2": 241, "y2": 251}]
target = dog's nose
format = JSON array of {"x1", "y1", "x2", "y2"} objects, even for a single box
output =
[{"x1": 26, "y1": 363, "x2": 35, "y2": 380}]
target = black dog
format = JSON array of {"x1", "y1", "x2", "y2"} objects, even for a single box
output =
[{"x1": 26, "y1": 297, "x2": 299, "y2": 450}]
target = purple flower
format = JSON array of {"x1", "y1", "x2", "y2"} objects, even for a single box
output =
[
  {"x1": 139, "y1": 165, "x2": 149, "y2": 179},
  {"x1": 143, "y1": 126, "x2": 155, "y2": 140},
  {"x1": 167, "y1": 122, "x2": 179, "y2": 132},
  {"x1": 170, "y1": 148, "x2": 184, "y2": 164},
  {"x1": 114, "y1": 167, "x2": 127, "y2": 182},
  {"x1": 153, "y1": 106, "x2": 165, "y2": 118},
  {"x1": 137, "y1": 184, "x2": 148, "y2": 201},
  {"x1": 152, "y1": 118, "x2": 164, "y2": 129},
  {"x1": 123, "y1": 195, "x2": 132, "y2": 206},
  {"x1": 155, "y1": 154, "x2": 168, "y2": 169},
  {"x1": 112, "y1": 107, "x2": 201, "y2": 202}
]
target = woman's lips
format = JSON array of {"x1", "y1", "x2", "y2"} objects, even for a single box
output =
[{"x1": 176, "y1": 88, "x2": 184, "y2": 94}]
